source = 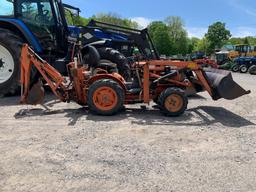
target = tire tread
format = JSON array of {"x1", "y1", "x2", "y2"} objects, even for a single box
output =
[
  {"x1": 97, "y1": 47, "x2": 130, "y2": 80},
  {"x1": 87, "y1": 79, "x2": 124, "y2": 116},
  {"x1": 0, "y1": 29, "x2": 23, "y2": 95},
  {"x1": 158, "y1": 87, "x2": 188, "y2": 117}
]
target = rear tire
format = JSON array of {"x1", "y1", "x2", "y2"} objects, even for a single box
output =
[
  {"x1": 0, "y1": 29, "x2": 23, "y2": 95},
  {"x1": 97, "y1": 47, "x2": 130, "y2": 80},
  {"x1": 239, "y1": 65, "x2": 248, "y2": 73},
  {"x1": 88, "y1": 79, "x2": 124, "y2": 116},
  {"x1": 249, "y1": 65, "x2": 256, "y2": 75},
  {"x1": 158, "y1": 87, "x2": 188, "y2": 117}
]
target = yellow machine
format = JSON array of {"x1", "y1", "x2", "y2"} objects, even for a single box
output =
[
  {"x1": 216, "y1": 44, "x2": 256, "y2": 65},
  {"x1": 229, "y1": 44, "x2": 256, "y2": 59}
]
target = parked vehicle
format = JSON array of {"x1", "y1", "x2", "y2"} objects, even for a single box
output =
[
  {"x1": 232, "y1": 57, "x2": 256, "y2": 73},
  {"x1": 216, "y1": 44, "x2": 256, "y2": 65},
  {"x1": 0, "y1": 0, "x2": 129, "y2": 95}
]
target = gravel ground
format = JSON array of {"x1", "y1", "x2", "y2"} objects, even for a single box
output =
[{"x1": 0, "y1": 72, "x2": 255, "y2": 192}]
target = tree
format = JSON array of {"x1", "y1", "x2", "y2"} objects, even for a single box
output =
[
  {"x1": 194, "y1": 37, "x2": 211, "y2": 54},
  {"x1": 91, "y1": 13, "x2": 138, "y2": 28},
  {"x1": 247, "y1": 37, "x2": 256, "y2": 45},
  {"x1": 148, "y1": 21, "x2": 172, "y2": 56},
  {"x1": 205, "y1": 22, "x2": 231, "y2": 52},
  {"x1": 165, "y1": 16, "x2": 189, "y2": 55},
  {"x1": 227, "y1": 37, "x2": 256, "y2": 46},
  {"x1": 187, "y1": 37, "x2": 200, "y2": 53},
  {"x1": 244, "y1": 37, "x2": 250, "y2": 45},
  {"x1": 227, "y1": 38, "x2": 244, "y2": 45}
]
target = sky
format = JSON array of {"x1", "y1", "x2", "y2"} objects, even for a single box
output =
[{"x1": 63, "y1": 0, "x2": 256, "y2": 38}]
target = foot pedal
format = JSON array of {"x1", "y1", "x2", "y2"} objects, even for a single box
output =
[
  {"x1": 140, "y1": 105, "x2": 147, "y2": 110},
  {"x1": 128, "y1": 88, "x2": 141, "y2": 94}
]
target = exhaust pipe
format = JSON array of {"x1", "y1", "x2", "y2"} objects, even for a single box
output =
[{"x1": 204, "y1": 68, "x2": 251, "y2": 100}]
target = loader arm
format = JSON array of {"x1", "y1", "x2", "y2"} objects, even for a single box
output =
[
  {"x1": 86, "y1": 20, "x2": 160, "y2": 60},
  {"x1": 20, "y1": 44, "x2": 68, "y2": 104},
  {"x1": 145, "y1": 60, "x2": 213, "y2": 94},
  {"x1": 143, "y1": 60, "x2": 250, "y2": 100}
]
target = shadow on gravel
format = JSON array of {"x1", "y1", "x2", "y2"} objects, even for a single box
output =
[
  {"x1": 1, "y1": 93, "x2": 207, "y2": 107},
  {"x1": 190, "y1": 106, "x2": 254, "y2": 128},
  {"x1": 0, "y1": 92, "x2": 57, "y2": 107},
  {"x1": 14, "y1": 107, "x2": 88, "y2": 126},
  {"x1": 188, "y1": 94, "x2": 207, "y2": 100},
  {"x1": 14, "y1": 104, "x2": 254, "y2": 128},
  {"x1": 87, "y1": 106, "x2": 254, "y2": 128},
  {"x1": 0, "y1": 96, "x2": 20, "y2": 106}
]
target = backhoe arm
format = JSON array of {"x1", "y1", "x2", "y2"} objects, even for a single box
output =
[{"x1": 20, "y1": 44, "x2": 67, "y2": 104}]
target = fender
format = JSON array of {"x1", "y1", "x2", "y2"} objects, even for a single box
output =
[
  {"x1": 88, "y1": 73, "x2": 127, "y2": 91},
  {"x1": 0, "y1": 18, "x2": 42, "y2": 52}
]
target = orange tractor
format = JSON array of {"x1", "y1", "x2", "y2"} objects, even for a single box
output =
[{"x1": 20, "y1": 44, "x2": 250, "y2": 116}]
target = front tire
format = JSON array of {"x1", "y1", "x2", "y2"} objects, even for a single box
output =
[
  {"x1": 0, "y1": 29, "x2": 23, "y2": 95},
  {"x1": 87, "y1": 79, "x2": 124, "y2": 116},
  {"x1": 158, "y1": 87, "x2": 188, "y2": 117}
]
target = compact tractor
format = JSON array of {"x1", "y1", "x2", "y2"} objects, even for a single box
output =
[
  {"x1": 216, "y1": 44, "x2": 256, "y2": 74},
  {"x1": 218, "y1": 55, "x2": 256, "y2": 75},
  {"x1": 0, "y1": 0, "x2": 130, "y2": 96},
  {"x1": 230, "y1": 57, "x2": 256, "y2": 74},
  {"x1": 20, "y1": 43, "x2": 250, "y2": 116},
  {"x1": 82, "y1": 20, "x2": 219, "y2": 69},
  {"x1": 82, "y1": 20, "x2": 159, "y2": 60}
]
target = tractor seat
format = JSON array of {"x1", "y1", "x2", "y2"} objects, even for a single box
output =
[{"x1": 96, "y1": 61, "x2": 118, "y2": 73}]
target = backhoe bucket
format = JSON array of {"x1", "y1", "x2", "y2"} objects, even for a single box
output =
[
  {"x1": 27, "y1": 81, "x2": 45, "y2": 105},
  {"x1": 203, "y1": 68, "x2": 251, "y2": 100}
]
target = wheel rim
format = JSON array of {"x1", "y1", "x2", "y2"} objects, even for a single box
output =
[
  {"x1": 241, "y1": 67, "x2": 247, "y2": 72},
  {"x1": 233, "y1": 66, "x2": 239, "y2": 71},
  {"x1": 164, "y1": 94, "x2": 183, "y2": 113},
  {"x1": 0, "y1": 44, "x2": 15, "y2": 84},
  {"x1": 93, "y1": 86, "x2": 118, "y2": 111}
]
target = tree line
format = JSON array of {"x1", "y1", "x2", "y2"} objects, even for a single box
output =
[{"x1": 66, "y1": 13, "x2": 256, "y2": 56}]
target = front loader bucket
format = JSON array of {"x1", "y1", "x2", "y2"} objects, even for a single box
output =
[{"x1": 203, "y1": 68, "x2": 251, "y2": 100}]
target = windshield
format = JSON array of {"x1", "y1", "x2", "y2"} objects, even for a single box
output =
[
  {"x1": 63, "y1": 3, "x2": 80, "y2": 25},
  {"x1": 16, "y1": 0, "x2": 56, "y2": 50},
  {"x1": 63, "y1": 3, "x2": 80, "y2": 17},
  {"x1": 17, "y1": 0, "x2": 54, "y2": 25},
  {"x1": 0, "y1": 0, "x2": 14, "y2": 16},
  {"x1": 235, "y1": 45, "x2": 250, "y2": 53}
]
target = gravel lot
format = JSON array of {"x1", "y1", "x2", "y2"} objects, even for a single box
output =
[{"x1": 0, "y1": 72, "x2": 255, "y2": 192}]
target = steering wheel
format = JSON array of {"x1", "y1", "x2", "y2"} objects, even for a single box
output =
[
  {"x1": 43, "y1": 10, "x2": 49, "y2": 17},
  {"x1": 35, "y1": 10, "x2": 50, "y2": 23}
]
